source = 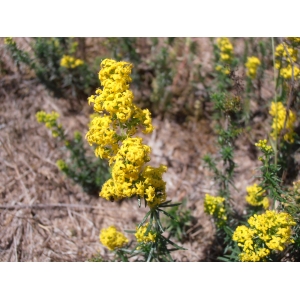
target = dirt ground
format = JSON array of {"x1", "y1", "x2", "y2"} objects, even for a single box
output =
[{"x1": 0, "y1": 37, "x2": 275, "y2": 261}]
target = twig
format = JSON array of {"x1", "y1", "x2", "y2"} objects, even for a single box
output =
[{"x1": 23, "y1": 143, "x2": 57, "y2": 167}]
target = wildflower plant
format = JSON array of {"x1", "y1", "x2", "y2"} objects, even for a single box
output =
[
  {"x1": 233, "y1": 210, "x2": 296, "y2": 262},
  {"x1": 245, "y1": 183, "x2": 269, "y2": 210},
  {"x1": 36, "y1": 111, "x2": 109, "y2": 195},
  {"x1": 275, "y1": 42, "x2": 300, "y2": 80},
  {"x1": 4, "y1": 37, "x2": 98, "y2": 100},
  {"x1": 60, "y1": 55, "x2": 84, "y2": 69},
  {"x1": 242, "y1": 39, "x2": 272, "y2": 122},
  {"x1": 245, "y1": 56, "x2": 261, "y2": 80},
  {"x1": 202, "y1": 90, "x2": 245, "y2": 261},
  {"x1": 212, "y1": 37, "x2": 239, "y2": 92},
  {"x1": 204, "y1": 194, "x2": 227, "y2": 227},
  {"x1": 232, "y1": 37, "x2": 300, "y2": 261},
  {"x1": 88, "y1": 59, "x2": 185, "y2": 261},
  {"x1": 148, "y1": 39, "x2": 176, "y2": 116},
  {"x1": 203, "y1": 92, "x2": 242, "y2": 201},
  {"x1": 214, "y1": 37, "x2": 235, "y2": 76}
]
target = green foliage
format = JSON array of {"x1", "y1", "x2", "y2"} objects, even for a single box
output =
[
  {"x1": 204, "y1": 92, "x2": 242, "y2": 200},
  {"x1": 149, "y1": 45, "x2": 174, "y2": 113},
  {"x1": 5, "y1": 37, "x2": 98, "y2": 100},
  {"x1": 57, "y1": 131, "x2": 109, "y2": 195},
  {"x1": 105, "y1": 37, "x2": 141, "y2": 65},
  {"x1": 109, "y1": 201, "x2": 186, "y2": 262},
  {"x1": 205, "y1": 38, "x2": 300, "y2": 262},
  {"x1": 162, "y1": 198, "x2": 193, "y2": 242},
  {"x1": 36, "y1": 111, "x2": 109, "y2": 195}
]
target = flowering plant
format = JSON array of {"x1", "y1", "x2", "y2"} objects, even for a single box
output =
[{"x1": 87, "y1": 59, "x2": 185, "y2": 261}]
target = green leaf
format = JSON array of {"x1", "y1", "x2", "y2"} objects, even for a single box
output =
[
  {"x1": 138, "y1": 210, "x2": 151, "y2": 229},
  {"x1": 147, "y1": 246, "x2": 154, "y2": 262},
  {"x1": 159, "y1": 202, "x2": 182, "y2": 208},
  {"x1": 158, "y1": 208, "x2": 178, "y2": 221},
  {"x1": 145, "y1": 213, "x2": 154, "y2": 235},
  {"x1": 159, "y1": 200, "x2": 173, "y2": 206},
  {"x1": 165, "y1": 251, "x2": 174, "y2": 262},
  {"x1": 217, "y1": 256, "x2": 231, "y2": 262},
  {"x1": 161, "y1": 235, "x2": 186, "y2": 250},
  {"x1": 124, "y1": 230, "x2": 136, "y2": 234},
  {"x1": 154, "y1": 210, "x2": 164, "y2": 233}
]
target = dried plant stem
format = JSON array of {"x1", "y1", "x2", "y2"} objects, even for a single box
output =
[
  {"x1": 271, "y1": 37, "x2": 279, "y2": 210},
  {"x1": 271, "y1": 37, "x2": 278, "y2": 168}
]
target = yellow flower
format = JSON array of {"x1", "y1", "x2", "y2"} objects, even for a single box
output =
[
  {"x1": 215, "y1": 38, "x2": 234, "y2": 75},
  {"x1": 245, "y1": 183, "x2": 269, "y2": 209},
  {"x1": 204, "y1": 194, "x2": 227, "y2": 227},
  {"x1": 60, "y1": 55, "x2": 84, "y2": 68},
  {"x1": 36, "y1": 111, "x2": 59, "y2": 125},
  {"x1": 245, "y1": 56, "x2": 261, "y2": 79},
  {"x1": 216, "y1": 37, "x2": 234, "y2": 63},
  {"x1": 255, "y1": 139, "x2": 273, "y2": 154},
  {"x1": 86, "y1": 59, "x2": 165, "y2": 209},
  {"x1": 99, "y1": 226, "x2": 128, "y2": 251},
  {"x1": 4, "y1": 37, "x2": 15, "y2": 45},
  {"x1": 269, "y1": 102, "x2": 296, "y2": 143},
  {"x1": 275, "y1": 43, "x2": 298, "y2": 63},
  {"x1": 287, "y1": 37, "x2": 300, "y2": 45},
  {"x1": 280, "y1": 65, "x2": 300, "y2": 79},
  {"x1": 56, "y1": 159, "x2": 68, "y2": 171},
  {"x1": 233, "y1": 210, "x2": 296, "y2": 262},
  {"x1": 275, "y1": 42, "x2": 300, "y2": 80},
  {"x1": 135, "y1": 223, "x2": 156, "y2": 243}
]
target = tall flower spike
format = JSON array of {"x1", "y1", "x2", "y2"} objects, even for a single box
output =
[{"x1": 86, "y1": 59, "x2": 166, "y2": 209}]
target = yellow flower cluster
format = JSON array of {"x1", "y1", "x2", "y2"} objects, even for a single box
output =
[
  {"x1": 86, "y1": 59, "x2": 154, "y2": 162},
  {"x1": 36, "y1": 111, "x2": 59, "y2": 128},
  {"x1": 99, "y1": 226, "x2": 128, "y2": 251},
  {"x1": 215, "y1": 37, "x2": 234, "y2": 75},
  {"x1": 254, "y1": 139, "x2": 273, "y2": 154},
  {"x1": 35, "y1": 110, "x2": 62, "y2": 137},
  {"x1": 86, "y1": 59, "x2": 167, "y2": 208},
  {"x1": 4, "y1": 37, "x2": 15, "y2": 45},
  {"x1": 245, "y1": 184, "x2": 269, "y2": 209},
  {"x1": 245, "y1": 56, "x2": 261, "y2": 79},
  {"x1": 204, "y1": 194, "x2": 227, "y2": 227},
  {"x1": 56, "y1": 159, "x2": 68, "y2": 171},
  {"x1": 287, "y1": 37, "x2": 300, "y2": 45},
  {"x1": 88, "y1": 59, "x2": 153, "y2": 130},
  {"x1": 269, "y1": 102, "x2": 296, "y2": 143},
  {"x1": 36, "y1": 111, "x2": 62, "y2": 137},
  {"x1": 60, "y1": 55, "x2": 84, "y2": 69},
  {"x1": 101, "y1": 137, "x2": 151, "y2": 200},
  {"x1": 140, "y1": 165, "x2": 168, "y2": 208},
  {"x1": 135, "y1": 223, "x2": 157, "y2": 243},
  {"x1": 233, "y1": 210, "x2": 296, "y2": 262},
  {"x1": 217, "y1": 38, "x2": 234, "y2": 63},
  {"x1": 275, "y1": 43, "x2": 300, "y2": 79}
]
